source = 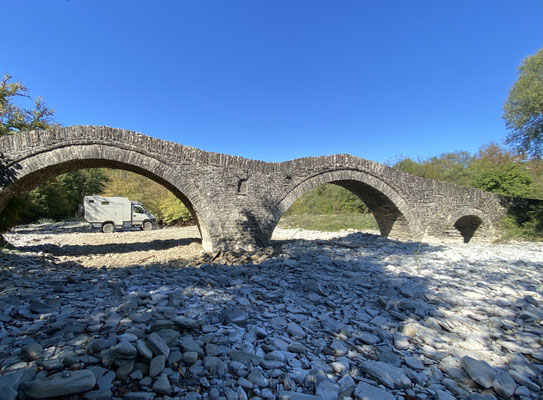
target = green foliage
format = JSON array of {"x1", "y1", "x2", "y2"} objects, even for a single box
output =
[
  {"x1": 100, "y1": 169, "x2": 193, "y2": 225},
  {"x1": 20, "y1": 169, "x2": 108, "y2": 221},
  {"x1": 503, "y1": 48, "x2": 543, "y2": 159},
  {"x1": 285, "y1": 184, "x2": 368, "y2": 216},
  {"x1": 471, "y1": 162, "x2": 531, "y2": 197},
  {"x1": 393, "y1": 151, "x2": 474, "y2": 186},
  {"x1": 278, "y1": 214, "x2": 378, "y2": 232},
  {"x1": 501, "y1": 202, "x2": 543, "y2": 241},
  {"x1": 0, "y1": 73, "x2": 60, "y2": 231},
  {"x1": 159, "y1": 193, "x2": 193, "y2": 225},
  {"x1": 393, "y1": 143, "x2": 539, "y2": 198},
  {"x1": 0, "y1": 74, "x2": 58, "y2": 136},
  {"x1": 393, "y1": 143, "x2": 543, "y2": 240},
  {"x1": 0, "y1": 196, "x2": 27, "y2": 236}
]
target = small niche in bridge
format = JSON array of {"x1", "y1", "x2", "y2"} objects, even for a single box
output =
[
  {"x1": 454, "y1": 215, "x2": 483, "y2": 243},
  {"x1": 237, "y1": 178, "x2": 248, "y2": 195}
]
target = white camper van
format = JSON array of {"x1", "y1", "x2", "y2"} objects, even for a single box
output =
[{"x1": 83, "y1": 196, "x2": 156, "y2": 233}]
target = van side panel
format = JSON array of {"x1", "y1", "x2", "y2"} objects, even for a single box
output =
[{"x1": 84, "y1": 196, "x2": 131, "y2": 227}]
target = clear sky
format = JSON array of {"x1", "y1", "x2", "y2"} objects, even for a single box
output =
[{"x1": 2, "y1": 1, "x2": 541, "y2": 163}]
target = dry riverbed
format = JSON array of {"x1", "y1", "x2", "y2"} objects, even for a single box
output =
[{"x1": 0, "y1": 221, "x2": 542, "y2": 399}]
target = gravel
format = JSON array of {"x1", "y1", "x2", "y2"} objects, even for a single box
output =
[{"x1": 0, "y1": 221, "x2": 542, "y2": 399}]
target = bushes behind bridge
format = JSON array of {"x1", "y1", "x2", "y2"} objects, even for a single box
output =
[{"x1": 392, "y1": 143, "x2": 543, "y2": 240}]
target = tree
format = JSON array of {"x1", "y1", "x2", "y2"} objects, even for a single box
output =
[
  {"x1": 0, "y1": 74, "x2": 60, "y2": 236},
  {"x1": 0, "y1": 74, "x2": 108, "y2": 229},
  {"x1": 471, "y1": 162, "x2": 532, "y2": 197},
  {"x1": 503, "y1": 48, "x2": 543, "y2": 159},
  {"x1": 0, "y1": 74, "x2": 58, "y2": 136},
  {"x1": 100, "y1": 169, "x2": 193, "y2": 225},
  {"x1": 469, "y1": 143, "x2": 533, "y2": 198},
  {"x1": 20, "y1": 169, "x2": 109, "y2": 222}
]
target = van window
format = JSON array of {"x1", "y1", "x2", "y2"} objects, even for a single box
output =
[{"x1": 134, "y1": 206, "x2": 145, "y2": 214}]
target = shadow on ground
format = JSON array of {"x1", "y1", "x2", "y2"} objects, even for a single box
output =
[{"x1": 0, "y1": 230, "x2": 540, "y2": 398}]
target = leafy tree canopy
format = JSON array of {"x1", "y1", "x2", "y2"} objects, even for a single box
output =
[
  {"x1": 503, "y1": 48, "x2": 543, "y2": 159},
  {"x1": 392, "y1": 143, "x2": 540, "y2": 199},
  {"x1": 0, "y1": 74, "x2": 58, "y2": 136}
]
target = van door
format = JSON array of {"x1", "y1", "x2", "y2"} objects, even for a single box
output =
[{"x1": 132, "y1": 205, "x2": 147, "y2": 226}]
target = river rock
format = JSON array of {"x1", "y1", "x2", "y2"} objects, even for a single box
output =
[
  {"x1": 146, "y1": 332, "x2": 170, "y2": 358},
  {"x1": 461, "y1": 356, "x2": 496, "y2": 389},
  {"x1": 25, "y1": 370, "x2": 96, "y2": 398},
  {"x1": 149, "y1": 355, "x2": 165, "y2": 378},
  {"x1": 21, "y1": 343, "x2": 43, "y2": 362},
  {"x1": 359, "y1": 360, "x2": 412, "y2": 389},
  {"x1": 354, "y1": 381, "x2": 395, "y2": 400},
  {"x1": 492, "y1": 370, "x2": 517, "y2": 398},
  {"x1": 152, "y1": 373, "x2": 171, "y2": 395},
  {"x1": 0, "y1": 368, "x2": 36, "y2": 400}
]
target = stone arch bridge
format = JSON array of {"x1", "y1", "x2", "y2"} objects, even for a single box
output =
[{"x1": 0, "y1": 126, "x2": 514, "y2": 251}]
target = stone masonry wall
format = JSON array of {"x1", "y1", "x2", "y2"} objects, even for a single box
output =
[{"x1": 0, "y1": 126, "x2": 518, "y2": 250}]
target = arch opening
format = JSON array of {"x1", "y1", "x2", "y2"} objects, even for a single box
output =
[
  {"x1": 268, "y1": 170, "x2": 420, "y2": 243},
  {"x1": 453, "y1": 215, "x2": 483, "y2": 243},
  {"x1": 273, "y1": 183, "x2": 378, "y2": 236},
  {"x1": 0, "y1": 150, "x2": 214, "y2": 251},
  {"x1": 332, "y1": 180, "x2": 410, "y2": 238}
]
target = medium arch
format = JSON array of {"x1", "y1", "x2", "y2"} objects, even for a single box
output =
[
  {"x1": 267, "y1": 169, "x2": 422, "y2": 241},
  {"x1": 0, "y1": 144, "x2": 218, "y2": 251}
]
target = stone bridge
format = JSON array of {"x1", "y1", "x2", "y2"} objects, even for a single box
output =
[{"x1": 0, "y1": 126, "x2": 513, "y2": 251}]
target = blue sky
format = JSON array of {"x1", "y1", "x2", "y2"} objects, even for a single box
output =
[{"x1": 2, "y1": 1, "x2": 541, "y2": 163}]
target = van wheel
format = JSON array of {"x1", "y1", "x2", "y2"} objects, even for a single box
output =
[
  {"x1": 102, "y1": 222, "x2": 114, "y2": 233},
  {"x1": 142, "y1": 221, "x2": 153, "y2": 231}
]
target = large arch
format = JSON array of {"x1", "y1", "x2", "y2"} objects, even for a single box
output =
[
  {"x1": 265, "y1": 169, "x2": 422, "y2": 241},
  {"x1": 0, "y1": 143, "x2": 219, "y2": 251}
]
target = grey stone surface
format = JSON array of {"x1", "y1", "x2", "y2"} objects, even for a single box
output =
[
  {"x1": 25, "y1": 369, "x2": 96, "y2": 398},
  {"x1": 0, "y1": 125, "x2": 525, "y2": 251},
  {"x1": 359, "y1": 360, "x2": 412, "y2": 389},
  {"x1": 152, "y1": 373, "x2": 171, "y2": 395},
  {"x1": 0, "y1": 368, "x2": 36, "y2": 400},
  {"x1": 353, "y1": 381, "x2": 396, "y2": 400},
  {"x1": 146, "y1": 332, "x2": 170, "y2": 359},
  {"x1": 492, "y1": 370, "x2": 517, "y2": 398},
  {"x1": 21, "y1": 343, "x2": 43, "y2": 362},
  {"x1": 149, "y1": 355, "x2": 165, "y2": 378},
  {"x1": 279, "y1": 392, "x2": 322, "y2": 400},
  {"x1": 1, "y1": 215, "x2": 543, "y2": 399},
  {"x1": 461, "y1": 356, "x2": 496, "y2": 389},
  {"x1": 124, "y1": 392, "x2": 157, "y2": 399}
]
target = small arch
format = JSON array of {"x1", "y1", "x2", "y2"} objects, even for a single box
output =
[
  {"x1": 454, "y1": 215, "x2": 483, "y2": 243},
  {"x1": 266, "y1": 169, "x2": 422, "y2": 242}
]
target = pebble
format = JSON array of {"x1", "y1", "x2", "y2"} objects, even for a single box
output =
[
  {"x1": 152, "y1": 373, "x2": 171, "y2": 395},
  {"x1": 354, "y1": 381, "x2": 395, "y2": 400},
  {"x1": 149, "y1": 355, "x2": 165, "y2": 378},
  {"x1": 21, "y1": 343, "x2": 43, "y2": 362},
  {"x1": 1, "y1": 222, "x2": 542, "y2": 399},
  {"x1": 146, "y1": 333, "x2": 170, "y2": 359},
  {"x1": 136, "y1": 340, "x2": 154, "y2": 360}
]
